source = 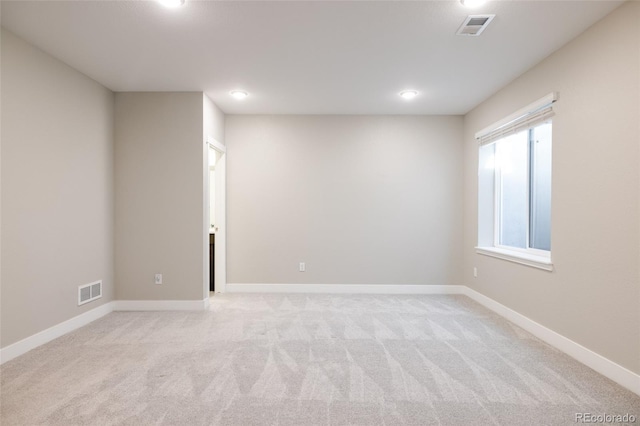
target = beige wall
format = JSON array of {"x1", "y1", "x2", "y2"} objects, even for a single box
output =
[
  {"x1": 1, "y1": 29, "x2": 115, "y2": 347},
  {"x1": 115, "y1": 92, "x2": 206, "y2": 301},
  {"x1": 225, "y1": 115, "x2": 464, "y2": 285},
  {"x1": 462, "y1": 2, "x2": 640, "y2": 374},
  {"x1": 204, "y1": 94, "x2": 225, "y2": 146}
]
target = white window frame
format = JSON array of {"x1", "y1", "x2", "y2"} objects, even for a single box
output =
[{"x1": 475, "y1": 93, "x2": 556, "y2": 271}]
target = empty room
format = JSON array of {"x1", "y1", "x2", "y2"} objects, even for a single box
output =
[{"x1": 1, "y1": 0, "x2": 639, "y2": 424}]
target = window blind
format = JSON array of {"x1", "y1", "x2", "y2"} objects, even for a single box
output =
[{"x1": 476, "y1": 93, "x2": 557, "y2": 147}]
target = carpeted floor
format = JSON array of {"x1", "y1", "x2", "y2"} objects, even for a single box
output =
[{"x1": 1, "y1": 294, "x2": 638, "y2": 425}]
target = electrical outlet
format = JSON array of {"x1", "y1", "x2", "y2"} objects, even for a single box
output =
[
  {"x1": 299, "y1": 262, "x2": 306, "y2": 272},
  {"x1": 473, "y1": 267, "x2": 477, "y2": 278},
  {"x1": 155, "y1": 274, "x2": 163, "y2": 284}
]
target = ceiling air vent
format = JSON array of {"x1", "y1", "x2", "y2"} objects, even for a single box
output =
[{"x1": 456, "y1": 14, "x2": 495, "y2": 36}]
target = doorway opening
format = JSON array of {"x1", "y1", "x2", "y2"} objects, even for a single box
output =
[{"x1": 205, "y1": 138, "x2": 226, "y2": 298}]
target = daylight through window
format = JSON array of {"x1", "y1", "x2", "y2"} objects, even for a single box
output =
[{"x1": 476, "y1": 93, "x2": 555, "y2": 269}]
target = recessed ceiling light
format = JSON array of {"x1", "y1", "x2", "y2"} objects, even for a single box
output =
[
  {"x1": 158, "y1": 0, "x2": 185, "y2": 8},
  {"x1": 230, "y1": 90, "x2": 249, "y2": 100},
  {"x1": 399, "y1": 90, "x2": 419, "y2": 100},
  {"x1": 460, "y1": 0, "x2": 486, "y2": 8}
]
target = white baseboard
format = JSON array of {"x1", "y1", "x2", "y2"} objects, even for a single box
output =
[
  {"x1": 226, "y1": 283, "x2": 465, "y2": 294},
  {"x1": 462, "y1": 286, "x2": 640, "y2": 397},
  {"x1": 0, "y1": 301, "x2": 114, "y2": 365},
  {"x1": 112, "y1": 298, "x2": 210, "y2": 311}
]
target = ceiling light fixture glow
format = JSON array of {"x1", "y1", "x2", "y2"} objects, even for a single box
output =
[
  {"x1": 230, "y1": 90, "x2": 249, "y2": 100},
  {"x1": 158, "y1": 0, "x2": 185, "y2": 8},
  {"x1": 399, "y1": 90, "x2": 419, "y2": 100},
  {"x1": 460, "y1": 0, "x2": 487, "y2": 8}
]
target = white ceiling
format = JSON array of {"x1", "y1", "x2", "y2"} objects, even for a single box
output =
[{"x1": 1, "y1": 0, "x2": 623, "y2": 115}]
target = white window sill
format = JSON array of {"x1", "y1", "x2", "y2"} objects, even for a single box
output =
[{"x1": 475, "y1": 247, "x2": 553, "y2": 271}]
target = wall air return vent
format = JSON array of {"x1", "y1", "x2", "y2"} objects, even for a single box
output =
[
  {"x1": 456, "y1": 14, "x2": 495, "y2": 36},
  {"x1": 78, "y1": 280, "x2": 102, "y2": 306}
]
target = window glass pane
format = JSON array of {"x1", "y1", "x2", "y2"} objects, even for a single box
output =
[
  {"x1": 478, "y1": 144, "x2": 496, "y2": 246},
  {"x1": 530, "y1": 122, "x2": 552, "y2": 250},
  {"x1": 496, "y1": 131, "x2": 528, "y2": 248}
]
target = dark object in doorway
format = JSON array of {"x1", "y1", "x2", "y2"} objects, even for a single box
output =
[{"x1": 209, "y1": 233, "x2": 215, "y2": 292}]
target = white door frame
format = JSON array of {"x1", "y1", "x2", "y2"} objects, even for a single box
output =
[{"x1": 205, "y1": 136, "x2": 227, "y2": 294}]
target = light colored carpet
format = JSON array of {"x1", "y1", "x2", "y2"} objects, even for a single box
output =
[{"x1": 1, "y1": 294, "x2": 638, "y2": 425}]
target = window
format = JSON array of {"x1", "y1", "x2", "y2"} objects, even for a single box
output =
[{"x1": 476, "y1": 93, "x2": 555, "y2": 270}]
